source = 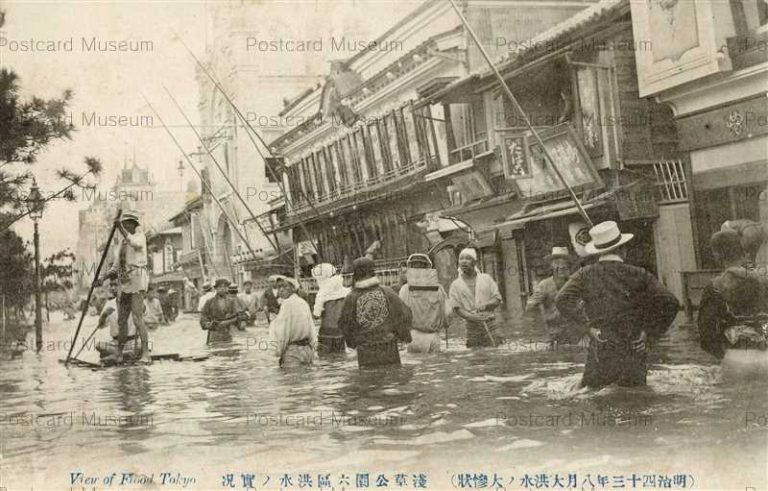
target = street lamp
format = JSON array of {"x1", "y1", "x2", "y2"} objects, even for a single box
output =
[{"x1": 27, "y1": 179, "x2": 45, "y2": 352}]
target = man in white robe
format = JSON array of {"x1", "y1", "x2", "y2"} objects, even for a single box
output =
[{"x1": 269, "y1": 276, "x2": 317, "y2": 367}]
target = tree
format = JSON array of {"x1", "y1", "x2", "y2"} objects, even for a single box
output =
[
  {"x1": 41, "y1": 249, "x2": 76, "y2": 320},
  {"x1": 0, "y1": 225, "x2": 34, "y2": 319}
]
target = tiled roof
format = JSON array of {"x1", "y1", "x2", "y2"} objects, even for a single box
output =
[{"x1": 477, "y1": 0, "x2": 630, "y2": 78}]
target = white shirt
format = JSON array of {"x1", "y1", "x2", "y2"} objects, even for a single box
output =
[
  {"x1": 269, "y1": 294, "x2": 317, "y2": 357},
  {"x1": 103, "y1": 298, "x2": 136, "y2": 338}
]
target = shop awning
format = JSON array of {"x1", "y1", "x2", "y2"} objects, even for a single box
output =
[
  {"x1": 482, "y1": 177, "x2": 657, "y2": 236},
  {"x1": 150, "y1": 271, "x2": 186, "y2": 284},
  {"x1": 487, "y1": 201, "x2": 604, "y2": 236}
]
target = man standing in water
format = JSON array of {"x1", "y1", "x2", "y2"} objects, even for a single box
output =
[
  {"x1": 449, "y1": 248, "x2": 504, "y2": 347},
  {"x1": 526, "y1": 247, "x2": 583, "y2": 348},
  {"x1": 556, "y1": 221, "x2": 679, "y2": 388},
  {"x1": 200, "y1": 278, "x2": 246, "y2": 343},
  {"x1": 238, "y1": 280, "x2": 259, "y2": 326},
  {"x1": 339, "y1": 257, "x2": 412, "y2": 367},
  {"x1": 260, "y1": 275, "x2": 282, "y2": 321},
  {"x1": 102, "y1": 211, "x2": 151, "y2": 364},
  {"x1": 399, "y1": 253, "x2": 448, "y2": 353},
  {"x1": 269, "y1": 276, "x2": 317, "y2": 367}
]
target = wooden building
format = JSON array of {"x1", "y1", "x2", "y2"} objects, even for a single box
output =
[
  {"x1": 267, "y1": 0, "x2": 592, "y2": 291},
  {"x1": 420, "y1": 0, "x2": 687, "y2": 310}
]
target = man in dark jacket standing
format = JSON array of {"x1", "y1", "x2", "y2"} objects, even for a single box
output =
[
  {"x1": 339, "y1": 257, "x2": 412, "y2": 367},
  {"x1": 556, "y1": 221, "x2": 679, "y2": 388}
]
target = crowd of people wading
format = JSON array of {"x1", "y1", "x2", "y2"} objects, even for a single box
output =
[{"x1": 98, "y1": 210, "x2": 767, "y2": 389}]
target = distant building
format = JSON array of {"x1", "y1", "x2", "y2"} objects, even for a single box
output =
[
  {"x1": 75, "y1": 160, "x2": 185, "y2": 291},
  {"x1": 196, "y1": 0, "x2": 418, "y2": 288}
]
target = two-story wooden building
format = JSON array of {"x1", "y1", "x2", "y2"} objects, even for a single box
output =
[
  {"x1": 267, "y1": 0, "x2": 593, "y2": 292},
  {"x1": 419, "y1": 0, "x2": 688, "y2": 310}
]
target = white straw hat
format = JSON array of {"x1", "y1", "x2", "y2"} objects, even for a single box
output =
[{"x1": 584, "y1": 221, "x2": 633, "y2": 255}]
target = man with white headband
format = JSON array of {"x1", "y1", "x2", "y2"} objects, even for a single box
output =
[
  {"x1": 269, "y1": 275, "x2": 317, "y2": 367},
  {"x1": 449, "y1": 248, "x2": 504, "y2": 347}
]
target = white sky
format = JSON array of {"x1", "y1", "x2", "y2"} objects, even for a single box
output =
[{"x1": 0, "y1": 0, "x2": 412, "y2": 257}]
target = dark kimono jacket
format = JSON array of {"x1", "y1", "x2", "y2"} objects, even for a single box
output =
[
  {"x1": 556, "y1": 259, "x2": 679, "y2": 388},
  {"x1": 200, "y1": 295, "x2": 245, "y2": 343},
  {"x1": 698, "y1": 267, "x2": 768, "y2": 360},
  {"x1": 339, "y1": 277, "x2": 412, "y2": 366}
]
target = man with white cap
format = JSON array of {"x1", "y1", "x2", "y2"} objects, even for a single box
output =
[
  {"x1": 556, "y1": 221, "x2": 679, "y2": 388},
  {"x1": 269, "y1": 275, "x2": 317, "y2": 367},
  {"x1": 102, "y1": 210, "x2": 151, "y2": 364},
  {"x1": 449, "y1": 248, "x2": 504, "y2": 348},
  {"x1": 526, "y1": 246, "x2": 583, "y2": 348},
  {"x1": 312, "y1": 263, "x2": 350, "y2": 354}
]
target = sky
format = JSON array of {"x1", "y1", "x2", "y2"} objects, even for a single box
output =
[
  {"x1": 0, "y1": 0, "x2": 412, "y2": 257},
  {"x1": 1, "y1": 0, "x2": 207, "y2": 256}
]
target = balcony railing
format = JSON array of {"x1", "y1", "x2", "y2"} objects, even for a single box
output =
[
  {"x1": 289, "y1": 159, "x2": 428, "y2": 213},
  {"x1": 298, "y1": 264, "x2": 404, "y2": 294},
  {"x1": 448, "y1": 137, "x2": 490, "y2": 165}
]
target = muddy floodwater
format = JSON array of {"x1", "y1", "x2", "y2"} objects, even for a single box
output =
[{"x1": 1, "y1": 311, "x2": 766, "y2": 490}]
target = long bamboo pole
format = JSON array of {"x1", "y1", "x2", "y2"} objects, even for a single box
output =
[
  {"x1": 162, "y1": 86, "x2": 281, "y2": 257},
  {"x1": 141, "y1": 92, "x2": 261, "y2": 275},
  {"x1": 171, "y1": 31, "x2": 328, "y2": 259},
  {"x1": 447, "y1": 0, "x2": 593, "y2": 227},
  {"x1": 65, "y1": 210, "x2": 121, "y2": 365}
]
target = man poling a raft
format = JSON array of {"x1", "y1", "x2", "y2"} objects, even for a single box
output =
[{"x1": 100, "y1": 210, "x2": 152, "y2": 364}]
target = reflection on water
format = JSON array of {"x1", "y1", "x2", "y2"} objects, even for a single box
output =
[{"x1": 1, "y1": 312, "x2": 766, "y2": 490}]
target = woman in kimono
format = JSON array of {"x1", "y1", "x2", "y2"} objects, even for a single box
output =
[
  {"x1": 312, "y1": 263, "x2": 350, "y2": 354},
  {"x1": 449, "y1": 248, "x2": 504, "y2": 347}
]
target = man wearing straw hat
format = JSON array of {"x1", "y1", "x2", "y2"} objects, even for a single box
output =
[
  {"x1": 556, "y1": 221, "x2": 679, "y2": 388},
  {"x1": 526, "y1": 246, "x2": 583, "y2": 348},
  {"x1": 102, "y1": 210, "x2": 151, "y2": 364}
]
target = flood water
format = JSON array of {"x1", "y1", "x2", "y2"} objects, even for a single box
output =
[{"x1": 1, "y1": 311, "x2": 766, "y2": 490}]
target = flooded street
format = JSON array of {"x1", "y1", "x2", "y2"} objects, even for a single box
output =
[{"x1": 1, "y1": 312, "x2": 766, "y2": 490}]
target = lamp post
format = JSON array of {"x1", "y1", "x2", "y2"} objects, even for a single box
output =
[{"x1": 27, "y1": 179, "x2": 45, "y2": 352}]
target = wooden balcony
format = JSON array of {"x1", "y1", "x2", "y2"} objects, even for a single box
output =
[
  {"x1": 448, "y1": 137, "x2": 490, "y2": 165},
  {"x1": 289, "y1": 158, "x2": 428, "y2": 215},
  {"x1": 298, "y1": 263, "x2": 404, "y2": 294}
]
